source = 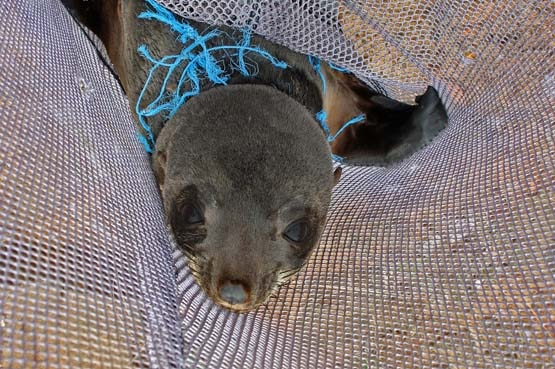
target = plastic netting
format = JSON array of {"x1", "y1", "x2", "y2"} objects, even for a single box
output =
[{"x1": 1, "y1": 0, "x2": 553, "y2": 368}]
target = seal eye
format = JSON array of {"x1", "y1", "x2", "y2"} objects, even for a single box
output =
[
  {"x1": 283, "y1": 219, "x2": 310, "y2": 244},
  {"x1": 182, "y1": 204, "x2": 204, "y2": 225}
]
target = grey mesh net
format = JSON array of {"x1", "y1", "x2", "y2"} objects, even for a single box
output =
[{"x1": 1, "y1": 0, "x2": 553, "y2": 368}]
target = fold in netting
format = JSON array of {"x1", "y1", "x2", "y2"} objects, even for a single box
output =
[{"x1": 135, "y1": 0, "x2": 365, "y2": 160}]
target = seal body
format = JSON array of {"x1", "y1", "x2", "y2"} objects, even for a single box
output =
[{"x1": 62, "y1": 0, "x2": 448, "y2": 311}]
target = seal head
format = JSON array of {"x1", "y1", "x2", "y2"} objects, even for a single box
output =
[{"x1": 153, "y1": 84, "x2": 335, "y2": 312}]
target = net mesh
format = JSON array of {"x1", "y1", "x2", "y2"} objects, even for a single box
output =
[{"x1": 1, "y1": 0, "x2": 554, "y2": 368}]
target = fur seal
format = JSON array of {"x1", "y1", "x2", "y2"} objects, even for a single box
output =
[{"x1": 62, "y1": 0, "x2": 447, "y2": 311}]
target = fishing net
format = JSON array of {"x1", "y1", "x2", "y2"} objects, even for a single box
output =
[{"x1": 1, "y1": 0, "x2": 553, "y2": 368}]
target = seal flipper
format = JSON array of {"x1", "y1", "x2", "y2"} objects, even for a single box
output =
[
  {"x1": 412, "y1": 86, "x2": 449, "y2": 145},
  {"x1": 376, "y1": 86, "x2": 448, "y2": 165},
  {"x1": 323, "y1": 66, "x2": 448, "y2": 166}
]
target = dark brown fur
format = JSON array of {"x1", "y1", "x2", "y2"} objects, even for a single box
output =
[{"x1": 61, "y1": 0, "x2": 447, "y2": 311}]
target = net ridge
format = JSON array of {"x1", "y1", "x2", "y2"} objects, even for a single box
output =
[{"x1": 1, "y1": 0, "x2": 554, "y2": 368}]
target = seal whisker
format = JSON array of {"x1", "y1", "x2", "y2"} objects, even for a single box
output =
[
  {"x1": 278, "y1": 267, "x2": 298, "y2": 275},
  {"x1": 279, "y1": 260, "x2": 308, "y2": 275},
  {"x1": 175, "y1": 241, "x2": 195, "y2": 255},
  {"x1": 278, "y1": 265, "x2": 303, "y2": 277},
  {"x1": 181, "y1": 250, "x2": 196, "y2": 260},
  {"x1": 187, "y1": 263, "x2": 201, "y2": 274},
  {"x1": 279, "y1": 271, "x2": 299, "y2": 280},
  {"x1": 186, "y1": 266, "x2": 201, "y2": 277}
]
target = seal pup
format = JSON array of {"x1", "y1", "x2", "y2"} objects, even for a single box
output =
[{"x1": 62, "y1": 0, "x2": 448, "y2": 311}]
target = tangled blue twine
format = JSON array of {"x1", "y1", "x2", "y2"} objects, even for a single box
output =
[
  {"x1": 315, "y1": 110, "x2": 365, "y2": 162},
  {"x1": 135, "y1": 0, "x2": 366, "y2": 162},
  {"x1": 135, "y1": 0, "x2": 288, "y2": 153},
  {"x1": 328, "y1": 62, "x2": 351, "y2": 73},
  {"x1": 308, "y1": 55, "x2": 327, "y2": 95}
]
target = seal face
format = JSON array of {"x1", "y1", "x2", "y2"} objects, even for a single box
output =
[{"x1": 154, "y1": 85, "x2": 334, "y2": 311}]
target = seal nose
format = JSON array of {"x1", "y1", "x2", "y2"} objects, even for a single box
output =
[{"x1": 219, "y1": 281, "x2": 249, "y2": 305}]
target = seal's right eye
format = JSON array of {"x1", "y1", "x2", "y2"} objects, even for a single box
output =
[{"x1": 182, "y1": 204, "x2": 204, "y2": 225}]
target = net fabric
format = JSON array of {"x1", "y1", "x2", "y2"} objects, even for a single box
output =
[
  {"x1": 0, "y1": 1, "x2": 183, "y2": 368},
  {"x1": 0, "y1": 1, "x2": 553, "y2": 369}
]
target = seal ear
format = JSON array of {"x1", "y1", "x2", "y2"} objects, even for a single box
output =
[
  {"x1": 333, "y1": 166, "x2": 342, "y2": 187},
  {"x1": 153, "y1": 150, "x2": 166, "y2": 187}
]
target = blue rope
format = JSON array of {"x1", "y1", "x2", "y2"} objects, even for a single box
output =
[
  {"x1": 135, "y1": 0, "x2": 288, "y2": 152},
  {"x1": 309, "y1": 55, "x2": 366, "y2": 162},
  {"x1": 308, "y1": 55, "x2": 326, "y2": 95},
  {"x1": 328, "y1": 114, "x2": 365, "y2": 142},
  {"x1": 328, "y1": 62, "x2": 351, "y2": 73},
  {"x1": 315, "y1": 110, "x2": 330, "y2": 137}
]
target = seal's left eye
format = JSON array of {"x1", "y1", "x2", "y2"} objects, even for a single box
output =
[
  {"x1": 283, "y1": 219, "x2": 310, "y2": 244},
  {"x1": 182, "y1": 204, "x2": 204, "y2": 225}
]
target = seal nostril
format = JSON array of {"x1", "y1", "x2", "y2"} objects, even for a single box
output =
[{"x1": 219, "y1": 281, "x2": 248, "y2": 305}]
